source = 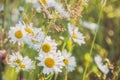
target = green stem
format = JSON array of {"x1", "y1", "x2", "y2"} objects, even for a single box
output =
[
  {"x1": 64, "y1": 70, "x2": 68, "y2": 80},
  {"x1": 82, "y1": 3, "x2": 104, "y2": 80},
  {"x1": 61, "y1": 35, "x2": 70, "y2": 51},
  {"x1": 54, "y1": 73, "x2": 58, "y2": 80}
]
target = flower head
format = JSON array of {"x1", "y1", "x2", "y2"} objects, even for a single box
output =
[
  {"x1": 18, "y1": 56, "x2": 34, "y2": 71},
  {"x1": 8, "y1": 22, "x2": 26, "y2": 45},
  {"x1": 39, "y1": 0, "x2": 56, "y2": 8},
  {"x1": 8, "y1": 52, "x2": 34, "y2": 71},
  {"x1": 62, "y1": 50, "x2": 76, "y2": 72},
  {"x1": 8, "y1": 52, "x2": 23, "y2": 68},
  {"x1": 24, "y1": 23, "x2": 35, "y2": 36},
  {"x1": 35, "y1": 36, "x2": 57, "y2": 55},
  {"x1": 68, "y1": 23, "x2": 85, "y2": 46},
  {"x1": 24, "y1": 24, "x2": 45, "y2": 49},
  {"x1": 36, "y1": 51, "x2": 64, "y2": 74},
  {"x1": 94, "y1": 55, "x2": 109, "y2": 74},
  {"x1": 54, "y1": 3, "x2": 70, "y2": 18}
]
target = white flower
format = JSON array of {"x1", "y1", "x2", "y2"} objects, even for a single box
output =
[
  {"x1": 36, "y1": 51, "x2": 64, "y2": 74},
  {"x1": 81, "y1": 21, "x2": 99, "y2": 34},
  {"x1": 25, "y1": 0, "x2": 38, "y2": 3},
  {"x1": 8, "y1": 52, "x2": 34, "y2": 71},
  {"x1": 35, "y1": 36, "x2": 57, "y2": 54},
  {"x1": 25, "y1": 26, "x2": 45, "y2": 49},
  {"x1": 39, "y1": 0, "x2": 56, "y2": 8},
  {"x1": 9, "y1": 52, "x2": 23, "y2": 68},
  {"x1": 62, "y1": 50, "x2": 76, "y2": 72},
  {"x1": 94, "y1": 55, "x2": 109, "y2": 74},
  {"x1": 54, "y1": 2, "x2": 70, "y2": 18},
  {"x1": 24, "y1": 23, "x2": 36, "y2": 36},
  {"x1": 68, "y1": 23, "x2": 85, "y2": 46},
  {"x1": 17, "y1": 56, "x2": 34, "y2": 71},
  {"x1": 8, "y1": 22, "x2": 26, "y2": 45}
]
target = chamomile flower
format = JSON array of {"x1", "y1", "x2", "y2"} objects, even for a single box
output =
[
  {"x1": 68, "y1": 23, "x2": 85, "y2": 46},
  {"x1": 8, "y1": 52, "x2": 34, "y2": 71},
  {"x1": 62, "y1": 50, "x2": 76, "y2": 72},
  {"x1": 39, "y1": 0, "x2": 56, "y2": 8},
  {"x1": 25, "y1": 27, "x2": 45, "y2": 49},
  {"x1": 81, "y1": 21, "x2": 99, "y2": 34},
  {"x1": 35, "y1": 36, "x2": 57, "y2": 54},
  {"x1": 8, "y1": 22, "x2": 26, "y2": 45},
  {"x1": 24, "y1": 23, "x2": 35, "y2": 36},
  {"x1": 94, "y1": 55, "x2": 109, "y2": 74},
  {"x1": 8, "y1": 52, "x2": 23, "y2": 68},
  {"x1": 17, "y1": 56, "x2": 34, "y2": 71},
  {"x1": 36, "y1": 51, "x2": 64, "y2": 74},
  {"x1": 54, "y1": 3, "x2": 70, "y2": 18}
]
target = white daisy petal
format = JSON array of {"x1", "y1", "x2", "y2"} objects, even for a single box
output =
[{"x1": 94, "y1": 55, "x2": 109, "y2": 74}]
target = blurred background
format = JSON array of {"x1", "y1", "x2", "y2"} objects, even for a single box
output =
[{"x1": 0, "y1": 0, "x2": 120, "y2": 80}]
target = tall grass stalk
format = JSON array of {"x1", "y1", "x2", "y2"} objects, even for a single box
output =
[
  {"x1": 0, "y1": 0, "x2": 7, "y2": 49},
  {"x1": 82, "y1": 1, "x2": 105, "y2": 80}
]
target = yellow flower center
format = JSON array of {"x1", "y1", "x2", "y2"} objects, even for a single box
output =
[
  {"x1": 44, "y1": 57, "x2": 55, "y2": 68},
  {"x1": 72, "y1": 33, "x2": 77, "y2": 39},
  {"x1": 15, "y1": 30, "x2": 23, "y2": 39},
  {"x1": 39, "y1": 0, "x2": 47, "y2": 6},
  {"x1": 42, "y1": 43, "x2": 51, "y2": 53},
  {"x1": 63, "y1": 59, "x2": 69, "y2": 66},
  {"x1": 25, "y1": 27, "x2": 34, "y2": 36},
  {"x1": 19, "y1": 64, "x2": 26, "y2": 68},
  {"x1": 15, "y1": 59, "x2": 22, "y2": 64},
  {"x1": 31, "y1": 39, "x2": 39, "y2": 43}
]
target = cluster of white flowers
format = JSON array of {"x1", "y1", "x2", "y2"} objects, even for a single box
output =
[
  {"x1": 8, "y1": 22, "x2": 45, "y2": 46},
  {"x1": 36, "y1": 49, "x2": 77, "y2": 74},
  {"x1": 8, "y1": 22, "x2": 82, "y2": 74},
  {"x1": 8, "y1": 52, "x2": 34, "y2": 71},
  {"x1": 25, "y1": 0, "x2": 70, "y2": 18}
]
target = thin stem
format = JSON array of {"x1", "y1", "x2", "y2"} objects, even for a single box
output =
[
  {"x1": 54, "y1": 73, "x2": 58, "y2": 80},
  {"x1": 82, "y1": 4, "x2": 104, "y2": 80},
  {"x1": 64, "y1": 70, "x2": 68, "y2": 80},
  {"x1": 61, "y1": 34, "x2": 70, "y2": 51}
]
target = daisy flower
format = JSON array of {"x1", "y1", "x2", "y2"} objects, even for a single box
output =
[
  {"x1": 94, "y1": 55, "x2": 109, "y2": 74},
  {"x1": 35, "y1": 36, "x2": 57, "y2": 54},
  {"x1": 36, "y1": 51, "x2": 64, "y2": 74},
  {"x1": 24, "y1": 23, "x2": 35, "y2": 36},
  {"x1": 62, "y1": 50, "x2": 76, "y2": 72},
  {"x1": 81, "y1": 21, "x2": 99, "y2": 34},
  {"x1": 68, "y1": 23, "x2": 85, "y2": 46},
  {"x1": 8, "y1": 52, "x2": 23, "y2": 68},
  {"x1": 17, "y1": 56, "x2": 34, "y2": 71},
  {"x1": 54, "y1": 2, "x2": 70, "y2": 18},
  {"x1": 38, "y1": 0, "x2": 56, "y2": 8},
  {"x1": 25, "y1": 27, "x2": 45, "y2": 49},
  {"x1": 8, "y1": 52, "x2": 34, "y2": 71},
  {"x1": 8, "y1": 22, "x2": 26, "y2": 45}
]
